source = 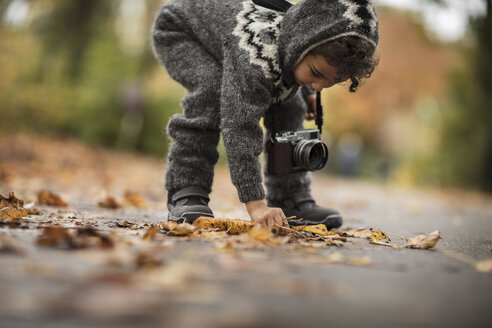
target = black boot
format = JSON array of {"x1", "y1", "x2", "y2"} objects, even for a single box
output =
[
  {"x1": 167, "y1": 186, "x2": 214, "y2": 224},
  {"x1": 268, "y1": 191, "x2": 342, "y2": 229}
]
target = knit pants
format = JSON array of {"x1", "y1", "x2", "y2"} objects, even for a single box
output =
[{"x1": 155, "y1": 15, "x2": 310, "y2": 202}]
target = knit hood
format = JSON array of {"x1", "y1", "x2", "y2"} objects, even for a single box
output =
[{"x1": 278, "y1": 0, "x2": 379, "y2": 85}]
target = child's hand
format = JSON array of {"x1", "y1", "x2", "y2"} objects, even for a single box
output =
[
  {"x1": 305, "y1": 93, "x2": 316, "y2": 120},
  {"x1": 245, "y1": 199, "x2": 288, "y2": 227}
]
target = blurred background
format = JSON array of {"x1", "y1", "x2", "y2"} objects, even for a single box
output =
[{"x1": 0, "y1": 0, "x2": 491, "y2": 192}]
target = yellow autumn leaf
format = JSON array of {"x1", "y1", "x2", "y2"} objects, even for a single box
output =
[
  {"x1": 294, "y1": 224, "x2": 330, "y2": 236},
  {"x1": 404, "y1": 230, "x2": 441, "y2": 249},
  {"x1": 193, "y1": 217, "x2": 256, "y2": 235},
  {"x1": 248, "y1": 225, "x2": 273, "y2": 244}
]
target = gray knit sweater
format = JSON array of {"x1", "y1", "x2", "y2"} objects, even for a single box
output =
[{"x1": 153, "y1": 0, "x2": 378, "y2": 202}]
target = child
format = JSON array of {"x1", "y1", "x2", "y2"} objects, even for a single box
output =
[{"x1": 152, "y1": 0, "x2": 378, "y2": 228}]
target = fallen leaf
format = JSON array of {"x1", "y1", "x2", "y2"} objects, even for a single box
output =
[
  {"x1": 168, "y1": 223, "x2": 198, "y2": 236},
  {"x1": 98, "y1": 196, "x2": 121, "y2": 209},
  {"x1": 343, "y1": 228, "x2": 374, "y2": 238},
  {"x1": 160, "y1": 221, "x2": 178, "y2": 231},
  {"x1": 0, "y1": 207, "x2": 30, "y2": 219},
  {"x1": 404, "y1": 230, "x2": 441, "y2": 249},
  {"x1": 475, "y1": 259, "x2": 492, "y2": 273},
  {"x1": 142, "y1": 226, "x2": 160, "y2": 241},
  {"x1": 36, "y1": 227, "x2": 113, "y2": 249},
  {"x1": 124, "y1": 191, "x2": 147, "y2": 209},
  {"x1": 193, "y1": 217, "x2": 256, "y2": 235},
  {"x1": 248, "y1": 225, "x2": 274, "y2": 244},
  {"x1": 0, "y1": 235, "x2": 24, "y2": 255},
  {"x1": 294, "y1": 224, "x2": 331, "y2": 236},
  {"x1": 136, "y1": 252, "x2": 164, "y2": 269},
  {"x1": 116, "y1": 220, "x2": 141, "y2": 229},
  {"x1": 0, "y1": 192, "x2": 24, "y2": 208},
  {"x1": 36, "y1": 226, "x2": 72, "y2": 248},
  {"x1": 37, "y1": 190, "x2": 68, "y2": 206}
]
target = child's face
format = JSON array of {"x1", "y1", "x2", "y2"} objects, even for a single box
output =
[{"x1": 293, "y1": 54, "x2": 345, "y2": 92}]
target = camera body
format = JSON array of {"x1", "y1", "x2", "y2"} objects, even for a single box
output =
[{"x1": 266, "y1": 129, "x2": 329, "y2": 176}]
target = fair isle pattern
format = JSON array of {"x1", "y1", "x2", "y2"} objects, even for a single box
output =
[
  {"x1": 233, "y1": 1, "x2": 294, "y2": 101},
  {"x1": 339, "y1": 0, "x2": 378, "y2": 36}
]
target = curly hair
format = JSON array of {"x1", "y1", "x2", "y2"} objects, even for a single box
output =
[{"x1": 310, "y1": 36, "x2": 379, "y2": 92}]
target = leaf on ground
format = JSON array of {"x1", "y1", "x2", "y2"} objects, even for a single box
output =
[
  {"x1": 0, "y1": 192, "x2": 40, "y2": 219},
  {"x1": 136, "y1": 252, "x2": 164, "y2": 269},
  {"x1": 124, "y1": 191, "x2": 147, "y2": 209},
  {"x1": 294, "y1": 224, "x2": 330, "y2": 236},
  {"x1": 1, "y1": 207, "x2": 31, "y2": 219},
  {"x1": 0, "y1": 235, "x2": 24, "y2": 255},
  {"x1": 368, "y1": 229, "x2": 392, "y2": 246},
  {"x1": 475, "y1": 259, "x2": 492, "y2": 273},
  {"x1": 404, "y1": 230, "x2": 441, "y2": 249},
  {"x1": 142, "y1": 226, "x2": 160, "y2": 241},
  {"x1": 248, "y1": 225, "x2": 274, "y2": 244},
  {"x1": 168, "y1": 223, "x2": 198, "y2": 236},
  {"x1": 343, "y1": 228, "x2": 374, "y2": 238},
  {"x1": 0, "y1": 192, "x2": 24, "y2": 208},
  {"x1": 116, "y1": 220, "x2": 142, "y2": 229},
  {"x1": 98, "y1": 196, "x2": 121, "y2": 209},
  {"x1": 193, "y1": 217, "x2": 256, "y2": 235},
  {"x1": 160, "y1": 221, "x2": 178, "y2": 231},
  {"x1": 37, "y1": 190, "x2": 68, "y2": 206},
  {"x1": 36, "y1": 226, "x2": 113, "y2": 249}
]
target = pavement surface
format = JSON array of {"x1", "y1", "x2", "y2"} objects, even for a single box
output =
[{"x1": 0, "y1": 135, "x2": 491, "y2": 328}]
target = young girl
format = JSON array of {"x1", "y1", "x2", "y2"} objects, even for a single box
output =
[{"x1": 152, "y1": 0, "x2": 378, "y2": 228}]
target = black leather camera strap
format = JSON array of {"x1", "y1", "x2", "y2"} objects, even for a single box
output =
[
  {"x1": 252, "y1": 0, "x2": 292, "y2": 12},
  {"x1": 315, "y1": 91, "x2": 323, "y2": 134}
]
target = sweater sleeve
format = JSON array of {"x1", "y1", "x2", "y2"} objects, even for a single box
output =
[{"x1": 219, "y1": 52, "x2": 272, "y2": 203}]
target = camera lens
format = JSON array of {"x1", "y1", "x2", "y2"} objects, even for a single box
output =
[{"x1": 293, "y1": 139, "x2": 329, "y2": 171}]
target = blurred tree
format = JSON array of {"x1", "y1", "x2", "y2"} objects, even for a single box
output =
[{"x1": 438, "y1": 0, "x2": 492, "y2": 190}]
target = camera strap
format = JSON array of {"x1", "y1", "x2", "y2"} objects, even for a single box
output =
[
  {"x1": 270, "y1": 91, "x2": 324, "y2": 143},
  {"x1": 270, "y1": 95, "x2": 281, "y2": 143},
  {"x1": 315, "y1": 91, "x2": 324, "y2": 134}
]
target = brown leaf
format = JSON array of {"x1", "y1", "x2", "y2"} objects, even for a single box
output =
[
  {"x1": 142, "y1": 226, "x2": 160, "y2": 241},
  {"x1": 36, "y1": 226, "x2": 113, "y2": 249},
  {"x1": 124, "y1": 191, "x2": 147, "y2": 209},
  {"x1": 160, "y1": 221, "x2": 178, "y2": 231},
  {"x1": 168, "y1": 223, "x2": 198, "y2": 236},
  {"x1": 136, "y1": 252, "x2": 164, "y2": 269},
  {"x1": 0, "y1": 192, "x2": 24, "y2": 208},
  {"x1": 98, "y1": 196, "x2": 121, "y2": 209},
  {"x1": 37, "y1": 190, "x2": 68, "y2": 206},
  {"x1": 36, "y1": 226, "x2": 72, "y2": 248},
  {"x1": 0, "y1": 207, "x2": 29, "y2": 219},
  {"x1": 116, "y1": 220, "x2": 142, "y2": 229},
  {"x1": 404, "y1": 230, "x2": 441, "y2": 249},
  {"x1": 248, "y1": 225, "x2": 274, "y2": 244},
  {"x1": 0, "y1": 235, "x2": 24, "y2": 255},
  {"x1": 193, "y1": 217, "x2": 256, "y2": 235}
]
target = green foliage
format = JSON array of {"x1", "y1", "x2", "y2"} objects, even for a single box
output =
[{"x1": 0, "y1": 0, "x2": 179, "y2": 157}]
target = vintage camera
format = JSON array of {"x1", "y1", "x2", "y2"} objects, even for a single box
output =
[{"x1": 266, "y1": 129, "x2": 329, "y2": 176}]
